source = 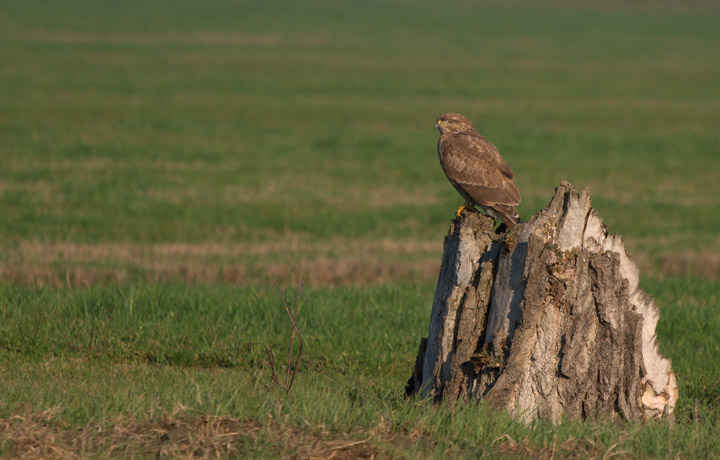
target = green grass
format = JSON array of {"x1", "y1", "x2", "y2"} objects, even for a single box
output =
[
  {"x1": 1, "y1": 0, "x2": 719, "y2": 283},
  {"x1": 1, "y1": 279, "x2": 719, "y2": 458},
  {"x1": 1, "y1": 0, "x2": 720, "y2": 457}
]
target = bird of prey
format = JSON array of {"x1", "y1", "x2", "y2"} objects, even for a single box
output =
[{"x1": 436, "y1": 113, "x2": 521, "y2": 227}]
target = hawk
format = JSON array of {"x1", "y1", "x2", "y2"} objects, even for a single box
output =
[{"x1": 436, "y1": 113, "x2": 521, "y2": 227}]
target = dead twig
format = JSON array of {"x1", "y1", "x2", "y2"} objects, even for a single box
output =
[
  {"x1": 264, "y1": 278, "x2": 306, "y2": 393},
  {"x1": 263, "y1": 345, "x2": 280, "y2": 388}
]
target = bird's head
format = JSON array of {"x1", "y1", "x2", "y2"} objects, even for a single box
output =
[{"x1": 435, "y1": 113, "x2": 474, "y2": 134}]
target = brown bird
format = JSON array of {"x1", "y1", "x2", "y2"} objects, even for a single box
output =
[{"x1": 436, "y1": 113, "x2": 521, "y2": 227}]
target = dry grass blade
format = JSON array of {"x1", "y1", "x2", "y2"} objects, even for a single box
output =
[
  {"x1": 601, "y1": 430, "x2": 636, "y2": 460},
  {"x1": 296, "y1": 438, "x2": 370, "y2": 460},
  {"x1": 326, "y1": 439, "x2": 368, "y2": 451},
  {"x1": 492, "y1": 433, "x2": 516, "y2": 447}
]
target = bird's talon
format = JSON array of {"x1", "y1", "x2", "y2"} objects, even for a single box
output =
[{"x1": 456, "y1": 202, "x2": 474, "y2": 218}]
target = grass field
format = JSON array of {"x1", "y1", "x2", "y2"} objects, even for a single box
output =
[
  {"x1": 1, "y1": 280, "x2": 719, "y2": 458},
  {"x1": 1, "y1": 0, "x2": 719, "y2": 458}
]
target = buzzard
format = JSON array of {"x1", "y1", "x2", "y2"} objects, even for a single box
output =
[{"x1": 436, "y1": 113, "x2": 521, "y2": 227}]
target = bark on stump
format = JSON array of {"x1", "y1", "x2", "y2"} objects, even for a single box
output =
[{"x1": 407, "y1": 181, "x2": 678, "y2": 423}]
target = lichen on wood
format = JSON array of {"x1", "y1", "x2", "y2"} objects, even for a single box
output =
[{"x1": 407, "y1": 181, "x2": 678, "y2": 423}]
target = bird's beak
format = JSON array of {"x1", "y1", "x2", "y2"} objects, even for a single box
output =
[{"x1": 436, "y1": 120, "x2": 444, "y2": 129}]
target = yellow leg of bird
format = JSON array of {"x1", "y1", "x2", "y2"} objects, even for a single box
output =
[{"x1": 456, "y1": 200, "x2": 473, "y2": 218}]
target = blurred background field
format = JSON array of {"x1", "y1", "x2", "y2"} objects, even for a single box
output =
[
  {"x1": 1, "y1": 0, "x2": 719, "y2": 286},
  {"x1": 1, "y1": 0, "x2": 720, "y2": 458}
]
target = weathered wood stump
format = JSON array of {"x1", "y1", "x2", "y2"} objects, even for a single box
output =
[{"x1": 407, "y1": 181, "x2": 678, "y2": 423}]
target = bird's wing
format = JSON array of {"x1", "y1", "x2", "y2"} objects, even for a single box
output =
[{"x1": 439, "y1": 132, "x2": 521, "y2": 207}]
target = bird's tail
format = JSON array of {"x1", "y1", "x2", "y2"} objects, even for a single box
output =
[{"x1": 492, "y1": 204, "x2": 521, "y2": 228}]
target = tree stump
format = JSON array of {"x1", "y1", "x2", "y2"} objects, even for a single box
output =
[{"x1": 407, "y1": 181, "x2": 678, "y2": 423}]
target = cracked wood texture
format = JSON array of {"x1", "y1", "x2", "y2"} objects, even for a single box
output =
[{"x1": 407, "y1": 181, "x2": 678, "y2": 423}]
